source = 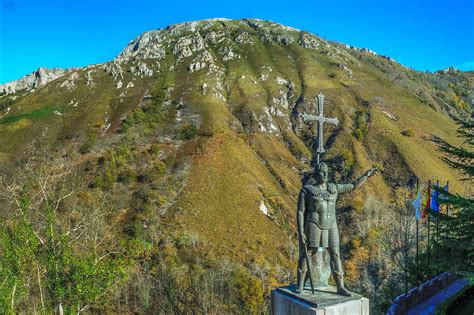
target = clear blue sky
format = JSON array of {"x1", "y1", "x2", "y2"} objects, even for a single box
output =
[{"x1": 1, "y1": 0, "x2": 473, "y2": 83}]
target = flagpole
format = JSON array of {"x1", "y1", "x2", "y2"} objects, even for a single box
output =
[
  {"x1": 416, "y1": 177, "x2": 419, "y2": 286},
  {"x1": 446, "y1": 181, "x2": 450, "y2": 216},
  {"x1": 427, "y1": 179, "x2": 431, "y2": 278},
  {"x1": 445, "y1": 181, "x2": 450, "y2": 255},
  {"x1": 436, "y1": 180, "x2": 439, "y2": 275}
]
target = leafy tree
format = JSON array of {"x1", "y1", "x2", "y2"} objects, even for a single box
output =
[
  {"x1": 0, "y1": 165, "x2": 145, "y2": 314},
  {"x1": 431, "y1": 119, "x2": 473, "y2": 278}
]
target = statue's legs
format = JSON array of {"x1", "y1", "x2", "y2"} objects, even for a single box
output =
[
  {"x1": 296, "y1": 248, "x2": 317, "y2": 293},
  {"x1": 296, "y1": 249, "x2": 307, "y2": 293},
  {"x1": 327, "y1": 224, "x2": 352, "y2": 296}
]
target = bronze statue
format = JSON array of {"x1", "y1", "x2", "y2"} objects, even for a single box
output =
[
  {"x1": 296, "y1": 162, "x2": 377, "y2": 295},
  {"x1": 295, "y1": 92, "x2": 378, "y2": 296}
]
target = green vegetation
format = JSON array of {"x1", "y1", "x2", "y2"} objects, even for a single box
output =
[
  {"x1": 179, "y1": 124, "x2": 198, "y2": 140},
  {"x1": 401, "y1": 128, "x2": 415, "y2": 137},
  {"x1": 431, "y1": 119, "x2": 473, "y2": 277},
  {"x1": 0, "y1": 106, "x2": 64, "y2": 125},
  {"x1": 353, "y1": 110, "x2": 370, "y2": 141},
  {"x1": 0, "y1": 168, "x2": 149, "y2": 314}
]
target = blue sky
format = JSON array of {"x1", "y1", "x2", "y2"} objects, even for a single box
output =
[{"x1": 0, "y1": 0, "x2": 473, "y2": 83}]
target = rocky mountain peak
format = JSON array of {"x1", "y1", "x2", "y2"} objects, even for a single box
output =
[{"x1": 113, "y1": 18, "x2": 324, "y2": 67}]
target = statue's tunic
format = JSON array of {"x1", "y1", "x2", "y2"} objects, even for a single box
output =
[{"x1": 298, "y1": 183, "x2": 353, "y2": 249}]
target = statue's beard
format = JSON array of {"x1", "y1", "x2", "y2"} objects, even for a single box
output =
[{"x1": 317, "y1": 174, "x2": 328, "y2": 183}]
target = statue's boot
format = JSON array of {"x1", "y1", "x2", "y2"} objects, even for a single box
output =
[{"x1": 333, "y1": 272, "x2": 352, "y2": 296}]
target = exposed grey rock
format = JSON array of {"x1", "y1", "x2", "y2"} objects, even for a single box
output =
[
  {"x1": 116, "y1": 80, "x2": 123, "y2": 89},
  {"x1": 129, "y1": 62, "x2": 153, "y2": 77},
  {"x1": 115, "y1": 30, "x2": 166, "y2": 62},
  {"x1": 187, "y1": 50, "x2": 215, "y2": 72},
  {"x1": 167, "y1": 19, "x2": 230, "y2": 35},
  {"x1": 287, "y1": 81, "x2": 296, "y2": 100},
  {"x1": 235, "y1": 32, "x2": 254, "y2": 44},
  {"x1": 0, "y1": 67, "x2": 68, "y2": 95},
  {"x1": 201, "y1": 83, "x2": 208, "y2": 95},
  {"x1": 220, "y1": 47, "x2": 239, "y2": 61},
  {"x1": 204, "y1": 31, "x2": 226, "y2": 44},
  {"x1": 276, "y1": 77, "x2": 288, "y2": 85},
  {"x1": 126, "y1": 81, "x2": 134, "y2": 89},
  {"x1": 86, "y1": 70, "x2": 95, "y2": 86},
  {"x1": 260, "y1": 33, "x2": 272, "y2": 42},
  {"x1": 299, "y1": 33, "x2": 320, "y2": 49},
  {"x1": 275, "y1": 34, "x2": 294, "y2": 45},
  {"x1": 338, "y1": 64, "x2": 353, "y2": 77},
  {"x1": 173, "y1": 33, "x2": 206, "y2": 60},
  {"x1": 360, "y1": 48, "x2": 377, "y2": 55},
  {"x1": 103, "y1": 62, "x2": 124, "y2": 79},
  {"x1": 323, "y1": 51, "x2": 337, "y2": 59},
  {"x1": 60, "y1": 72, "x2": 79, "y2": 90},
  {"x1": 188, "y1": 62, "x2": 206, "y2": 73}
]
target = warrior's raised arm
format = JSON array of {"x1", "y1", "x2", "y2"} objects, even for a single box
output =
[{"x1": 336, "y1": 167, "x2": 378, "y2": 194}]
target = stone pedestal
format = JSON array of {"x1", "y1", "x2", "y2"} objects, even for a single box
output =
[{"x1": 271, "y1": 285, "x2": 369, "y2": 315}]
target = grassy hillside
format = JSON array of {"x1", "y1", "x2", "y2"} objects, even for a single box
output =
[{"x1": 0, "y1": 18, "x2": 472, "y2": 313}]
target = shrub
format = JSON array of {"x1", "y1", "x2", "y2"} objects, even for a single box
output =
[
  {"x1": 154, "y1": 160, "x2": 166, "y2": 174},
  {"x1": 179, "y1": 124, "x2": 198, "y2": 140},
  {"x1": 117, "y1": 167, "x2": 137, "y2": 184},
  {"x1": 340, "y1": 148, "x2": 354, "y2": 170},
  {"x1": 401, "y1": 128, "x2": 415, "y2": 137},
  {"x1": 353, "y1": 110, "x2": 369, "y2": 141},
  {"x1": 231, "y1": 267, "x2": 264, "y2": 314},
  {"x1": 79, "y1": 134, "x2": 97, "y2": 154},
  {"x1": 148, "y1": 144, "x2": 161, "y2": 155}
]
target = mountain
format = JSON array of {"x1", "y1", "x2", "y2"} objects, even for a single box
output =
[{"x1": 0, "y1": 18, "x2": 472, "y2": 313}]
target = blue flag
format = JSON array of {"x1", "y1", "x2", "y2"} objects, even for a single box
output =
[
  {"x1": 412, "y1": 190, "x2": 422, "y2": 220},
  {"x1": 430, "y1": 185, "x2": 440, "y2": 212},
  {"x1": 438, "y1": 183, "x2": 449, "y2": 201}
]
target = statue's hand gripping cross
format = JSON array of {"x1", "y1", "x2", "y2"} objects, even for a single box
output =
[{"x1": 302, "y1": 93, "x2": 339, "y2": 153}]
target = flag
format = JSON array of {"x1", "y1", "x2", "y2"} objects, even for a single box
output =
[
  {"x1": 412, "y1": 189, "x2": 422, "y2": 220},
  {"x1": 422, "y1": 184, "x2": 431, "y2": 218},
  {"x1": 430, "y1": 182, "x2": 440, "y2": 212},
  {"x1": 438, "y1": 182, "x2": 449, "y2": 201}
]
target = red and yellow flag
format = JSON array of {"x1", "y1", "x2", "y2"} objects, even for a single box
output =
[{"x1": 421, "y1": 184, "x2": 431, "y2": 219}]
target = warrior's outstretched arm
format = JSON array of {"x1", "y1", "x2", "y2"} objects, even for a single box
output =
[
  {"x1": 337, "y1": 167, "x2": 377, "y2": 193},
  {"x1": 297, "y1": 189, "x2": 306, "y2": 243}
]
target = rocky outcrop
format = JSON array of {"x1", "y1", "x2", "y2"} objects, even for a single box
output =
[
  {"x1": 299, "y1": 33, "x2": 320, "y2": 49},
  {"x1": 234, "y1": 32, "x2": 254, "y2": 44},
  {"x1": 60, "y1": 72, "x2": 80, "y2": 90},
  {"x1": 173, "y1": 33, "x2": 206, "y2": 60},
  {"x1": 129, "y1": 62, "x2": 154, "y2": 77},
  {"x1": 187, "y1": 50, "x2": 215, "y2": 73},
  {"x1": 103, "y1": 62, "x2": 124, "y2": 79},
  {"x1": 115, "y1": 30, "x2": 166, "y2": 63},
  {"x1": 0, "y1": 67, "x2": 68, "y2": 95}
]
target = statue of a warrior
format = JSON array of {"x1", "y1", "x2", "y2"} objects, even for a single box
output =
[{"x1": 296, "y1": 162, "x2": 377, "y2": 295}]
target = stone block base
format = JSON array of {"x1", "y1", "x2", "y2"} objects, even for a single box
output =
[{"x1": 271, "y1": 285, "x2": 369, "y2": 315}]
